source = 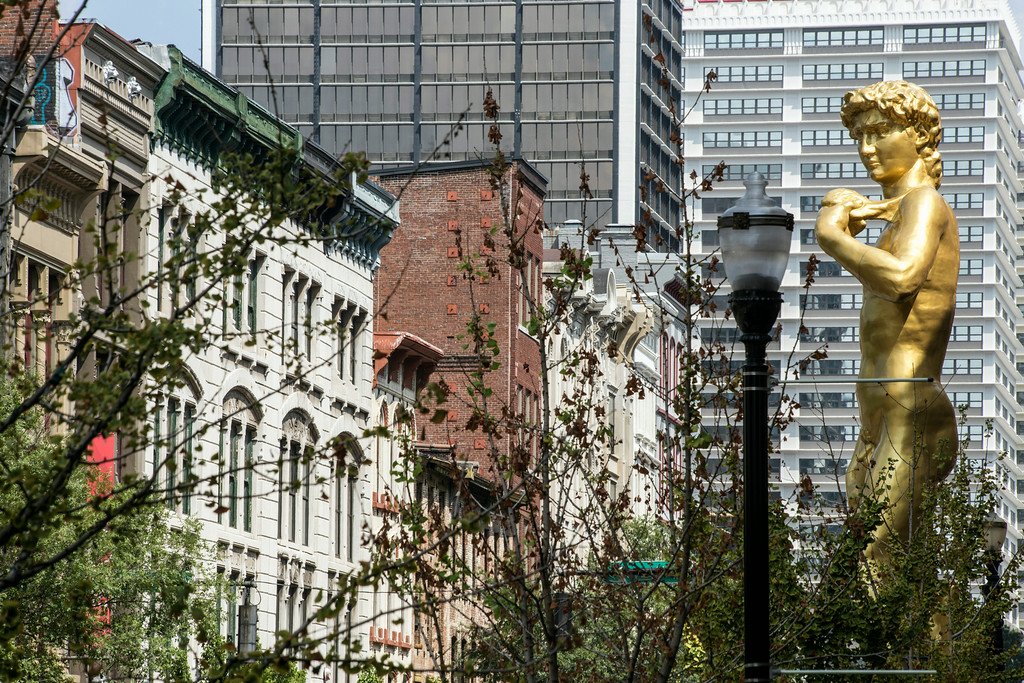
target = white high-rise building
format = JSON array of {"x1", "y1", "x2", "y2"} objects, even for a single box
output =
[{"x1": 682, "y1": 0, "x2": 1024, "y2": 624}]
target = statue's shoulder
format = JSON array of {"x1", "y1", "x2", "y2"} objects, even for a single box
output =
[{"x1": 897, "y1": 186, "x2": 950, "y2": 217}]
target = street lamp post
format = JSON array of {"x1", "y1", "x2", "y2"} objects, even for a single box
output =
[
  {"x1": 717, "y1": 172, "x2": 794, "y2": 683},
  {"x1": 982, "y1": 515, "x2": 1008, "y2": 669}
]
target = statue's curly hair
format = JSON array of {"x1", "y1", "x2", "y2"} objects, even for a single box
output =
[{"x1": 840, "y1": 80, "x2": 943, "y2": 188}]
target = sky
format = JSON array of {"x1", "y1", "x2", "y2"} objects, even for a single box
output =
[
  {"x1": 58, "y1": 0, "x2": 1024, "y2": 76},
  {"x1": 61, "y1": 0, "x2": 202, "y2": 64}
]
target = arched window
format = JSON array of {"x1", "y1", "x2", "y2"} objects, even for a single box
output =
[
  {"x1": 153, "y1": 371, "x2": 201, "y2": 515},
  {"x1": 222, "y1": 389, "x2": 261, "y2": 532},
  {"x1": 280, "y1": 410, "x2": 318, "y2": 545},
  {"x1": 334, "y1": 432, "x2": 363, "y2": 562}
]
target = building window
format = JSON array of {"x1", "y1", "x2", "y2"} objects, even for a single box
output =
[
  {"x1": 800, "y1": 196, "x2": 823, "y2": 213},
  {"x1": 949, "y1": 392, "x2": 983, "y2": 409},
  {"x1": 334, "y1": 299, "x2": 367, "y2": 383},
  {"x1": 802, "y1": 130, "x2": 848, "y2": 147},
  {"x1": 282, "y1": 411, "x2": 316, "y2": 546},
  {"x1": 223, "y1": 390, "x2": 259, "y2": 532},
  {"x1": 800, "y1": 293, "x2": 862, "y2": 310},
  {"x1": 960, "y1": 225, "x2": 984, "y2": 243},
  {"x1": 703, "y1": 130, "x2": 782, "y2": 149},
  {"x1": 944, "y1": 126, "x2": 985, "y2": 144},
  {"x1": 707, "y1": 64, "x2": 783, "y2": 83},
  {"x1": 154, "y1": 387, "x2": 200, "y2": 515},
  {"x1": 802, "y1": 96, "x2": 844, "y2": 114},
  {"x1": 247, "y1": 255, "x2": 263, "y2": 335},
  {"x1": 945, "y1": 193, "x2": 984, "y2": 210},
  {"x1": 950, "y1": 325, "x2": 983, "y2": 343},
  {"x1": 959, "y1": 258, "x2": 983, "y2": 276},
  {"x1": 705, "y1": 30, "x2": 783, "y2": 50},
  {"x1": 799, "y1": 392, "x2": 856, "y2": 409},
  {"x1": 800, "y1": 162, "x2": 867, "y2": 179},
  {"x1": 800, "y1": 326, "x2": 858, "y2": 343},
  {"x1": 799, "y1": 426, "x2": 858, "y2": 444},
  {"x1": 803, "y1": 27, "x2": 882, "y2": 47},
  {"x1": 798, "y1": 455, "x2": 853, "y2": 471},
  {"x1": 804, "y1": 359, "x2": 860, "y2": 376},
  {"x1": 956, "y1": 291, "x2": 983, "y2": 309},
  {"x1": 903, "y1": 59, "x2": 986, "y2": 79},
  {"x1": 934, "y1": 92, "x2": 984, "y2": 111},
  {"x1": 703, "y1": 98, "x2": 782, "y2": 116},
  {"x1": 802, "y1": 63, "x2": 882, "y2": 81},
  {"x1": 943, "y1": 358, "x2": 982, "y2": 376},
  {"x1": 904, "y1": 24, "x2": 985, "y2": 44},
  {"x1": 944, "y1": 159, "x2": 984, "y2": 177},
  {"x1": 705, "y1": 163, "x2": 782, "y2": 181},
  {"x1": 804, "y1": 261, "x2": 845, "y2": 278},
  {"x1": 228, "y1": 252, "x2": 263, "y2": 337}
]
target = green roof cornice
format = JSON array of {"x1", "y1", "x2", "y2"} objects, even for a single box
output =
[{"x1": 151, "y1": 45, "x2": 302, "y2": 170}]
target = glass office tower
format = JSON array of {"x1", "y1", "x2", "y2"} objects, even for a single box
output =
[{"x1": 204, "y1": 0, "x2": 685, "y2": 242}]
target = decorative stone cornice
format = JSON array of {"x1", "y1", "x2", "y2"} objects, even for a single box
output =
[
  {"x1": 147, "y1": 46, "x2": 397, "y2": 267},
  {"x1": 150, "y1": 45, "x2": 301, "y2": 170}
]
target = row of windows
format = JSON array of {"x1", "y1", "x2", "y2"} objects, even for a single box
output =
[
  {"x1": 798, "y1": 457, "x2": 852, "y2": 476},
  {"x1": 803, "y1": 63, "x2": 882, "y2": 81},
  {"x1": 809, "y1": 261, "x2": 845, "y2": 278},
  {"x1": 704, "y1": 98, "x2": 781, "y2": 116},
  {"x1": 801, "y1": 163, "x2": 868, "y2": 180},
  {"x1": 950, "y1": 325, "x2": 983, "y2": 343},
  {"x1": 957, "y1": 291, "x2": 983, "y2": 309},
  {"x1": 934, "y1": 92, "x2": 985, "y2": 111},
  {"x1": 710, "y1": 65, "x2": 782, "y2": 83},
  {"x1": 904, "y1": 59, "x2": 986, "y2": 79},
  {"x1": 945, "y1": 126, "x2": 985, "y2": 144},
  {"x1": 945, "y1": 193, "x2": 984, "y2": 210},
  {"x1": 802, "y1": 97, "x2": 843, "y2": 114},
  {"x1": 706, "y1": 30, "x2": 782, "y2": 50},
  {"x1": 800, "y1": 426, "x2": 859, "y2": 442},
  {"x1": 804, "y1": 359, "x2": 860, "y2": 376},
  {"x1": 945, "y1": 160, "x2": 984, "y2": 177},
  {"x1": 800, "y1": 326, "x2": 858, "y2": 343},
  {"x1": 949, "y1": 392, "x2": 984, "y2": 409},
  {"x1": 799, "y1": 392, "x2": 856, "y2": 409},
  {"x1": 803, "y1": 28, "x2": 882, "y2": 47},
  {"x1": 944, "y1": 358, "x2": 982, "y2": 375},
  {"x1": 802, "y1": 130, "x2": 847, "y2": 147},
  {"x1": 904, "y1": 24, "x2": 985, "y2": 45},
  {"x1": 801, "y1": 293, "x2": 862, "y2": 310},
  {"x1": 701, "y1": 25, "x2": 982, "y2": 50},
  {"x1": 703, "y1": 130, "x2": 781, "y2": 149},
  {"x1": 960, "y1": 259, "x2": 983, "y2": 276},
  {"x1": 155, "y1": 390, "x2": 363, "y2": 560},
  {"x1": 705, "y1": 163, "x2": 782, "y2": 182}
]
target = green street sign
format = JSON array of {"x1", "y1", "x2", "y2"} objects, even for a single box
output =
[{"x1": 606, "y1": 561, "x2": 678, "y2": 585}]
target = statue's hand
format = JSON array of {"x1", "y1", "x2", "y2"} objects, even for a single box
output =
[
  {"x1": 851, "y1": 195, "x2": 902, "y2": 224},
  {"x1": 820, "y1": 189, "x2": 869, "y2": 235},
  {"x1": 822, "y1": 188, "x2": 868, "y2": 210}
]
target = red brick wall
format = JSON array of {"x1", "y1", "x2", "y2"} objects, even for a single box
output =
[
  {"x1": 0, "y1": 1, "x2": 58, "y2": 58},
  {"x1": 375, "y1": 161, "x2": 545, "y2": 478}
]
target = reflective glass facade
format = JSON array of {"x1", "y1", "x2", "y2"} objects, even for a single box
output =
[{"x1": 209, "y1": 0, "x2": 684, "y2": 237}]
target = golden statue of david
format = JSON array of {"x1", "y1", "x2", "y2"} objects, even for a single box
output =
[{"x1": 814, "y1": 80, "x2": 959, "y2": 571}]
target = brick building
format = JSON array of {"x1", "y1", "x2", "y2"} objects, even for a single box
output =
[{"x1": 374, "y1": 159, "x2": 546, "y2": 479}]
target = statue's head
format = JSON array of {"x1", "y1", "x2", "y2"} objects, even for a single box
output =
[{"x1": 841, "y1": 80, "x2": 942, "y2": 187}]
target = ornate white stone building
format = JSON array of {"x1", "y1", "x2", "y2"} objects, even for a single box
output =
[{"x1": 138, "y1": 43, "x2": 398, "y2": 679}]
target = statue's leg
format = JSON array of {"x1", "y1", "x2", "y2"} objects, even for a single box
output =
[{"x1": 863, "y1": 383, "x2": 958, "y2": 629}]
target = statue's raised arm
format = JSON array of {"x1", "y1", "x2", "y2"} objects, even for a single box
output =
[{"x1": 813, "y1": 81, "x2": 959, "y2": 576}]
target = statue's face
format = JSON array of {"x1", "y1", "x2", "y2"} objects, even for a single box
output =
[{"x1": 850, "y1": 108, "x2": 921, "y2": 186}]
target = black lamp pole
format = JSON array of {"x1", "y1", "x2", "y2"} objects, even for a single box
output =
[
  {"x1": 731, "y1": 290, "x2": 781, "y2": 683},
  {"x1": 983, "y1": 516, "x2": 1007, "y2": 672},
  {"x1": 717, "y1": 172, "x2": 793, "y2": 683}
]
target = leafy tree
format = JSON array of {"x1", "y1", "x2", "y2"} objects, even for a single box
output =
[{"x1": 0, "y1": 373, "x2": 222, "y2": 682}]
